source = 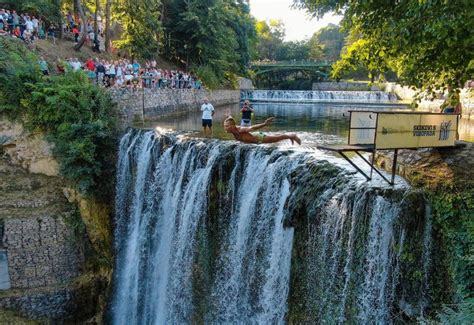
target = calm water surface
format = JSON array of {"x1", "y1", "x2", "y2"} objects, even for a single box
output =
[{"x1": 139, "y1": 102, "x2": 473, "y2": 148}]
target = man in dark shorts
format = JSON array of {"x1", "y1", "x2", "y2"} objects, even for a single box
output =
[
  {"x1": 240, "y1": 99, "x2": 254, "y2": 126},
  {"x1": 200, "y1": 97, "x2": 215, "y2": 136}
]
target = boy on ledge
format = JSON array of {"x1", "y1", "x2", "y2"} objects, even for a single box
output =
[{"x1": 223, "y1": 116, "x2": 301, "y2": 145}]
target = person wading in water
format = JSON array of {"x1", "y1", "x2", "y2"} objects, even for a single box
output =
[
  {"x1": 224, "y1": 116, "x2": 301, "y2": 145},
  {"x1": 240, "y1": 100, "x2": 254, "y2": 126}
]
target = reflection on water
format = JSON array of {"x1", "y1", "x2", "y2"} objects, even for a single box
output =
[{"x1": 139, "y1": 102, "x2": 473, "y2": 147}]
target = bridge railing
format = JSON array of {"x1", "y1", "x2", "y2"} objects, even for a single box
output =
[{"x1": 250, "y1": 60, "x2": 333, "y2": 67}]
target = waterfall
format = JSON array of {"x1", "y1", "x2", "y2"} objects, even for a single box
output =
[
  {"x1": 241, "y1": 90, "x2": 398, "y2": 103},
  {"x1": 110, "y1": 129, "x2": 433, "y2": 324}
]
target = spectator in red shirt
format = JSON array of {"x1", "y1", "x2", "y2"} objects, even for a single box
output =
[
  {"x1": 72, "y1": 25, "x2": 79, "y2": 43},
  {"x1": 85, "y1": 58, "x2": 95, "y2": 71}
]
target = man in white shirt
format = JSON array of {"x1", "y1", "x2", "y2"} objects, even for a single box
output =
[
  {"x1": 200, "y1": 97, "x2": 215, "y2": 136},
  {"x1": 25, "y1": 18, "x2": 34, "y2": 32}
]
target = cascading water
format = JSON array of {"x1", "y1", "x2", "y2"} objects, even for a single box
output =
[
  {"x1": 241, "y1": 89, "x2": 398, "y2": 103},
  {"x1": 110, "y1": 129, "x2": 434, "y2": 324}
]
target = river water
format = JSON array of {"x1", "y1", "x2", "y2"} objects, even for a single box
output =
[{"x1": 140, "y1": 102, "x2": 473, "y2": 144}]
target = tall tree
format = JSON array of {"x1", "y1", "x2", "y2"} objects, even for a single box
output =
[
  {"x1": 94, "y1": 0, "x2": 100, "y2": 41},
  {"x1": 104, "y1": 0, "x2": 112, "y2": 52},
  {"x1": 311, "y1": 23, "x2": 345, "y2": 61},
  {"x1": 161, "y1": 0, "x2": 255, "y2": 85},
  {"x1": 255, "y1": 19, "x2": 285, "y2": 60},
  {"x1": 114, "y1": 0, "x2": 162, "y2": 59},
  {"x1": 73, "y1": 0, "x2": 88, "y2": 51},
  {"x1": 294, "y1": 0, "x2": 474, "y2": 94}
]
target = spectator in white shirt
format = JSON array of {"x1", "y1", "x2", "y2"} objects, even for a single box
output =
[{"x1": 200, "y1": 97, "x2": 215, "y2": 136}]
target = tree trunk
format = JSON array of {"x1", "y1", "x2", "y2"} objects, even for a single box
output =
[
  {"x1": 56, "y1": 0, "x2": 63, "y2": 39},
  {"x1": 94, "y1": 0, "x2": 100, "y2": 37},
  {"x1": 105, "y1": 0, "x2": 112, "y2": 52},
  {"x1": 73, "y1": 0, "x2": 88, "y2": 51}
]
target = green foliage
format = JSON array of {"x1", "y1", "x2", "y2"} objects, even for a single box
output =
[
  {"x1": 0, "y1": 38, "x2": 42, "y2": 117},
  {"x1": 193, "y1": 65, "x2": 220, "y2": 89},
  {"x1": 435, "y1": 298, "x2": 474, "y2": 324},
  {"x1": 307, "y1": 36, "x2": 324, "y2": 61},
  {"x1": 254, "y1": 19, "x2": 286, "y2": 60},
  {"x1": 113, "y1": 0, "x2": 163, "y2": 59},
  {"x1": 3, "y1": 0, "x2": 62, "y2": 24},
  {"x1": 431, "y1": 190, "x2": 474, "y2": 299},
  {"x1": 275, "y1": 40, "x2": 310, "y2": 61},
  {"x1": 162, "y1": 0, "x2": 255, "y2": 86},
  {"x1": 254, "y1": 21, "x2": 345, "y2": 62},
  {"x1": 310, "y1": 23, "x2": 346, "y2": 61},
  {"x1": 294, "y1": 0, "x2": 474, "y2": 93},
  {"x1": 331, "y1": 38, "x2": 393, "y2": 83},
  {"x1": 0, "y1": 38, "x2": 117, "y2": 199}
]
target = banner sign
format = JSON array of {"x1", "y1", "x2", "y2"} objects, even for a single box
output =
[
  {"x1": 348, "y1": 112, "x2": 458, "y2": 149},
  {"x1": 375, "y1": 113, "x2": 458, "y2": 149},
  {"x1": 349, "y1": 111, "x2": 376, "y2": 145}
]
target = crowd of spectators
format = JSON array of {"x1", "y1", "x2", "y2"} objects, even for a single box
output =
[
  {"x1": 55, "y1": 57, "x2": 203, "y2": 90},
  {"x1": 2, "y1": 8, "x2": 203, "y2": 91},
  {"x1": 0, "y1": 9, "x2": 102, "y2": 48},
  {"x1": 0, "y1": 8, "x2": 49, "y2": 44}
]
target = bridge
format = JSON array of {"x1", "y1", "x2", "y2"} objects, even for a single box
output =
[
  {"x1": 250, "y1": 60, "x2": 333, "y2": 78},
  {"x1": 249, "y1": 60, "x2": 334, "y2": 88}
]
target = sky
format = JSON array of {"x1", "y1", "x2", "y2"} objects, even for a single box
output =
[{"x1": 249, "y1": 0, "x2": 342, "y2": 42}]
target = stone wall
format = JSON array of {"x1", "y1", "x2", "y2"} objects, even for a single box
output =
[
  {"x1": 2, "y1": 215, "x2": 82, "y2": 289},
  {"x1": 238, "y1": 77, "x2": 254, "y2": 90},
  {"x1": 111, "y1": 88, "x2": 240, "y2": 129},
  {"x1": 0, "y1": 276, "x2": 105, "y2": 322},
  {"x1": 0, "y1": 116, "x2": 109, "y2": 322}
]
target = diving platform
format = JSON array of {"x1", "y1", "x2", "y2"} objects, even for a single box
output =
[{"x1": 318, "y1": 111, "x2": 460, "y2": 185}]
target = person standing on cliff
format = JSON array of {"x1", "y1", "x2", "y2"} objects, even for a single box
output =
[{"x1": 201, "y1": 97, "x2": 215, "y2": 136}]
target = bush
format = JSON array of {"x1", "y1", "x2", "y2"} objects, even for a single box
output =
[
  {"x1": 0, "y1": 37, "x2": 42, "y2": 117},
  {"x1": 0, "y1": 37, "x2": 117, "y2": 199},
  {"x1": 193, "y1": 65, "x2": 221, "y2": 90}
]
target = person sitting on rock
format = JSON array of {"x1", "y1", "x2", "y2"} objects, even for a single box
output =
[{"x1": 224, "y1": 116, "x2": 301, "y2": 145}]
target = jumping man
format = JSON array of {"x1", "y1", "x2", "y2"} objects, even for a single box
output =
[{"x1": 224, "y1": 116, "x2": 301, "y2": 145}]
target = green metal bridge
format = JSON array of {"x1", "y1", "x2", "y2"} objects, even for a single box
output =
[
  {"x1": 249, "y1": 61, "x2": 333, "y2": 88},
  {"x1": 250, "y1": 60, "x2": 333, "y2": 78}
]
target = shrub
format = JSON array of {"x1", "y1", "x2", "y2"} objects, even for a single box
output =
[
  {"x1": 0, "y1": 37, "x2": 117, "y2": 199},
  {"x1": 193, "y1": 65, "x2": 221, "y2": 90}
]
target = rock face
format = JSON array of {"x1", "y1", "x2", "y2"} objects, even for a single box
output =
[
  {"x1": 0, "y1": 118, "x2": 110, "y2": 322},
  {"x1": 375, "y1": 141, "x2": 474, "y2": 190},
  {"x1": 0, "y1": 120, "x2": 59, "y2": 176}
]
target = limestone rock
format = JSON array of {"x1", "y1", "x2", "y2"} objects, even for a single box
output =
[{"x1": 0, "y1": 119, "x2": 59, "y2": 176}]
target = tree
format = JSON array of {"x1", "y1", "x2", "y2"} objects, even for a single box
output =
[
  {"x1": 274, "y1": 41, "x2": 310, "y2": 61},
  {"x1": 255, "y1": 19, "x2": 285, "y2": 60},
  {"x1": 5, "y1": 0, "x2": 62, "y2": 32},
  {"x1": 311, "y1": 23, "x2": 345, "y2": 61},
  {"x1": 105, "y1": 0, "x2": 112, "y2": 52},
  {"x1": 113, "y1": 0, "x2": 162, "y2": 59},
  {"x1": 294, "y1": 0, "x2": 474, "y2": 95},
  {"x1": 161, "y1": 0, "x2": 255, "y2": 87},
  {"x1": 73, "y1": 0, "x2": 88, "y2": 51},
  {"x1": 307, "y1": 35, "x2": 324, "y2": 60}
]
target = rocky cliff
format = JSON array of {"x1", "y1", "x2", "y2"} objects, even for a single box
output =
[{"x1": 0, "y1": 118, "x2": 112, "y2": 323}]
